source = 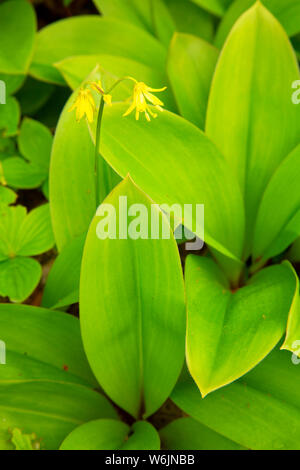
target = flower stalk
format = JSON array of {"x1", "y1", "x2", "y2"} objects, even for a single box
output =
[
  {"x1": 68, "y1": 76, "x2": 167, "y2": 210},
  {"x1": 94, "y1": 95, "x2": 105, "y2": 209}
]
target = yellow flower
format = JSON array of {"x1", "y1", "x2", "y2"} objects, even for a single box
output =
[
  {"x1": 90, "y1": 80, "x2": 112, "y2": 106},
  {"x1": 123, "y1": 79, "x2": 167, "y2": 121},
  {"x1": 68, "y1": 88, "x2": 96, "y2": 123}
]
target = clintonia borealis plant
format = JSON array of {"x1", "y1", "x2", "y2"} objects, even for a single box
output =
[{"x1": 0, "y1": 0, "x2": 300, "y2": 451}]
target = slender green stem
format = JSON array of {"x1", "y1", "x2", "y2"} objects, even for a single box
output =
[
  {"x1": 94, "y1": 96, "x2": 104, "y2": 209},
  {"x1": 105, "y1": 76, "x2": 135, "y2": 95},
  {"x1": 94, "y1": 77, "x2": 135, "y2": 209}
]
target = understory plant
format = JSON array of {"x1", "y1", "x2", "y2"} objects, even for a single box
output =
[{"x1": 0, "y1": 0, "x2": 300, "y2": 451}]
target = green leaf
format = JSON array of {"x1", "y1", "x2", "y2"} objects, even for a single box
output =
[
  {"x1": 171, "y1": 348, "x2": 300, "y2": 450},
  {"x1": 281, "y1": 270, "x2": 300, "y2": 355},
  {"x1": 0, "y1": 185, "x2": 17, "y2": 205},
  {"x1": 0, "y1": 205, "x2": 26, "y2": 262},
  {"x1": 206, "y1": 3, "x2": 300, "y2": 256},
  {"x1": 50, "y1": 111, "x2": 95, "y2": 251},
  {"x1": 18, "y1": 118, "x2": 52, "y2": 172},
  {"x1": 60, "y1": 419, "x2": 160, "y2": 450},
  {"x1": 165, "y1": 0, "x2": 215, "y2": 42},
  {"x1": 0, "y1": 0, "x2": 36, "y2": 74},
  {"x1": 190, "y1": 0, "x2": 233, "y2": 17},
  {"x1": 50, "y1": 80, "x2": 120, "y2": 251},
  {"x1": 0, "y1": 204, "x2": 54, "y2": 301},
  {"x1": 152, "y1": 0, "x2": 176, "y2": 47},
  {"x1": 1, "y1": 157, "x2": 46, "y2": 189},
  {"x1": 55, "y1": 55, "x2": 176, "y2": 111},
  {"x1": 120, "y1": 421, "x2": 160, "y2": 450},
  {"x1": 0, "y1": 257, "x2": 41, "y2": 302},
  {"x1": 42, "y1": 234, "x2": 85, "y2": 309},
  {"x1": 253, "y1": 144, "x2": 300, "y2": 260},
  {"x1": 160, "y1": 417, "x2": 244, "y2": 450},
  {"x1": 0, "y1": 136, "x2": 16, "y2": 160},
  {"x1": 167, "y1": 33, "x2": 218, "y2": 128},
  {"x1": 17, "y1": 204, "x2": 54, "y2": 256},
  {"x1": 30, "y1": 16, "x2": 166, "y2": 85},
  {"x1": 0, "y1": 381, "x2": 117, "y2": 450},
  {"x1": 0, "y1": 303, "x2": 97, "y2": 387},
  {"x1": 0, "y1": 74, "x2": 25, "y2": 95},
  {"x1": 80, "y1": 176, "x2": 186, "y2": 418},
  {"x1": 0, "y1": 96, "x2": 20, "y2": 137},
  {"x1": 60, "y1": 419, "x2": 129, "y2": 450},
  {"x1": 215, "y1": 0, "x2": 300, "y2": 48},
  {"x1": 93, "y1": 0, "x2": 153, "y2": 33},
  {"x1": 97, "y1": 103, "x2": 245, "y2": 264},
  {"x1": 185, "y1": 256, "x2": 297, "y2": 396},
  {"x1": 0, "y1": 204, "x2": 54, "y2": 258}
]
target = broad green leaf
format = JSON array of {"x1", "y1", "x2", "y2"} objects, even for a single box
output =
[
  {"x1": 0, "y1": 204, "x2": 54, "y2": 258},
  {"x1": 42, "y1": 234, "x2": 85, "y2": 309},
  {"x1": 206, "y1": 3, "x2": 300, "y2": 256},
  {"x1": 167, "y1": 33, "x2": 218, "y2": 128},
  {"x1": 0, "y1": 204, "x2": 54, "y2": 301},
  {"x1": 80, "y1": 177, "x2": 186, "y2": 418},
  {"x1": 50, "y1": 111, "x2": 95, "y2": 251},
  {"x1": 93, "y1": 0, "x2": 153, "y2": 33},
  {"x1": 191, "y1": 0, "x2": 233, "y2": 17},
  {"x1": 60, "y1": 419, "x2": 129, "y2": 450},
  {"x1": 120, "y1": 421, "x2": 160, "y2": 450},
  {"x1": 160, "y1": 417, "x2": 244, "y2": 450},
  {"x1": 0, "y1": 303, "x2": 97, "y2": 387},
  {"x1": 42, "y1": 179, "x2": 49, "y2": 200},
  {"x1": 0, "y1": 205, "x2": 26, "y2": 262},
  {"x1": 0, "y1": 381, "x2": 117, "y2": 450},
  {"x1": 171, "y1": 348, "x2": 300, "y2": 450},
  {"x1": 0, "y1": 185, "x2": 16, "y2": 205},
  {"x1": 165, "y1": 0, "x2": 215, "y2": 42},
  {"x1": 1, "y1": 157, "x2": 46, "y2": 189},
  {"x1": 30, "y1": 16, "x2": 166, "y2": 85},
  {"x1": 253, "y1": 144, "x2": 300, "y2": 260},
  {"x1": 185, "y1": 256, "x2": 297, "y2": 396},
  {"x1": 152, "y1": 0, "x2": 176, "y2": 47},
  {"x1": 0, "y1": 0, "x2": 36, "y2": 74},
  {"x1": 0, "y1": 136, "x2": 16, "y2": 160},
  {"x1": 18, "y1": 118, "x2": 52, "y2": 172},
  {"x1": 281, "y1": 269, "x2": 300, "y2": 355},
  {"x1": 50, "y1": 71, "x2": 120, "y2": 251},
  {"x1": 215, "y1": 0, "x2": 300, "y2": 48},
  {"x1": 17, "y1": 204, "x2": 54, "y2": 256},
  {"x1": 0, "y1": 257, "x2": 41, "y2": 302},
  {"x1": 0, "y1": 96, "x2": 20, "y2": 137},
  {"x1": 55, "y1": 55, "x2": 176, "y2": 111},
  {"x1": 96, "y1": 103, "x2": 245, "y2": 264},
  {"x1": 60, "y1": 419, "x2": 160, "y2": 450},
  {"x1": 0, "y1": 74, "x2": 25, "y2": 95}
]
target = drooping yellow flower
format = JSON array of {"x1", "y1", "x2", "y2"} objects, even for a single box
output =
[
  {"x1": 90, "y1": 80, "x2": 112, "y2": 106},
  {"x1": 123, "y1": 79, "x2": 167, "y2": 121},
  {"x1": 68, "y1": 88, "x2": 96, "y2": 123}
]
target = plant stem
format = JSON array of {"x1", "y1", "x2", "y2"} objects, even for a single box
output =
[
  {"x1": 94, "y1": 77, "x2": 134, "y2": 209},
  {"x1": 94, "y1": 96, "x2": 104, "y2": 209}
]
